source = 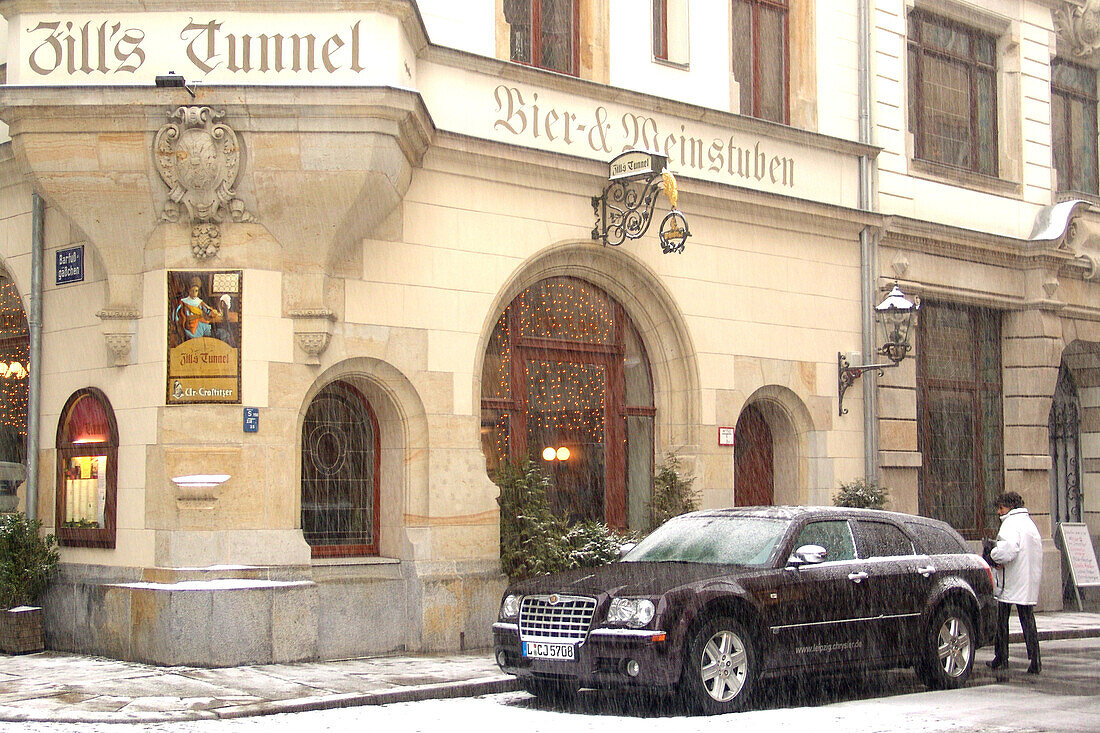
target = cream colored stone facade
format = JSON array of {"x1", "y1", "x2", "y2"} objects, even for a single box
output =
[{"x1": 0, "y1": 0, "x2": 1095, "y2": 664}]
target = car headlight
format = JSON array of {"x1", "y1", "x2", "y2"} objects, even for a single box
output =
[
  {"x1": 606, "y1": 598, "x2": 655, "y2": 628},
  {"x1": 500, "y1": 594, "x2": 521, "y2": 620}
]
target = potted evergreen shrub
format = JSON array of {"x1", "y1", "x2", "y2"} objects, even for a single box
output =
[
  {"x1": 0, "y1": 512, "x2": 60, "y2": 654},
  {"x1": 832, "y1": 477, "x2": 890, "y2": 509}
]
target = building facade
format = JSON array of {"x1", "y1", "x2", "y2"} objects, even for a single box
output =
[{"x1": 0, "y1": 0, "x2": 1095, "y2": 665}]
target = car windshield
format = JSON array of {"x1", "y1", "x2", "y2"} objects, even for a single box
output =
[{"x1": 622, "y1": 515, "x2": 791, "y2": 566}]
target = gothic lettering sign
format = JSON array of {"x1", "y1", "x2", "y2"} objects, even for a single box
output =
[
  {"x1": 7, "y1": 12, "x2": 396, "y2": 85},
  {"x1": 167, "y1": 270, "x2": 242, "y2": 405},
  {"x1": 416, "y1": 67, "x2": 862, "y2": 209}
]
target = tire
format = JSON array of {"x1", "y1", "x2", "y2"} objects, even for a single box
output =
[
  {"x1": 679, "y1": 616, "x2": 758, "y2": 714},
  {"x1": 521, "y1": 678, "x2": 578, "y2": 703},
  {"x1": 916, "y1": 604, "x2": 975, "y2": 690}
]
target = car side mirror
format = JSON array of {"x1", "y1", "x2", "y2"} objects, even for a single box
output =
[
  {"x1": 618, "y1": 542, "x2": 637, "y2": 559},
  {"x1": 787, "y1": 544, "x2": 828, "y2": 567}
]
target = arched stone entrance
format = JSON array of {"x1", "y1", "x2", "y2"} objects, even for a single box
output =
[{"x1": 734, "y1": 387, "x2": 819, "y2": 507}]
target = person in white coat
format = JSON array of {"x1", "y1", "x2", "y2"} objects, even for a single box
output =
[{"x1": 986, "y1": 491, "x2": 1043, "y2": 674}]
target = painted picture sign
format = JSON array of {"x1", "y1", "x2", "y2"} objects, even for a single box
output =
[{"x1": 167, "y1": 270, "x2": 242, "y2": 405}]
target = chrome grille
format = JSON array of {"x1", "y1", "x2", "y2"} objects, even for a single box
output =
[{"x1": 518, "y1": 594, "x2": 596, "y2": 642}]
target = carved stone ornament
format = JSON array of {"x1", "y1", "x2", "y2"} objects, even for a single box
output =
[
  {"x1": 153, "y1": 106, "x2": 255, "y2": 260},
  {"x1": 96, "y1": 307, "x2": 140, "y2": 367},
  {"x1": 1054, "y1": 1, "x2": 1100, "y2": 57},
  {"x1": 289, "y1": 308, "x2": 336, "y2": 366}
]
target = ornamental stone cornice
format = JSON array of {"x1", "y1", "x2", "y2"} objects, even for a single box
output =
[
  {"x1": 1054, "y1": 1, "x2": 1100, "y2": 57},
  {"x1": 0, "y1": 85, "x2": 434, "y2": 317}
]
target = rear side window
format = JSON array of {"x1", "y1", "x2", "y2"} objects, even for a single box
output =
[
  {"x1": 906, "y1": 522, "x2": 969, "y2": 555},
  {"x1": 854, "y1": 520, "x2": 915, "y2": 558}
]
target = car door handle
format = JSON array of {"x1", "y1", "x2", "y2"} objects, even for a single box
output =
[
  {"x1": 917, "y1": 565, "x2": 936, "y2": 577},
  {"x1": 847, "y1": 571, "x2": 868, "y2": 583}
]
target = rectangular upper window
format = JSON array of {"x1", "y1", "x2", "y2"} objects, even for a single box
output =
[
  {"x1": 907, "y1": 11, "x2": 998, "y2": 177},
  {"x1": 731, "y1": 0, "x2": 789, "y2": 124},
  {"x1": 1052, "y1": 58, "x2": 1099, "y2": 195},
  {"x1": 654, "y1": 0, "x2": 689, "y2": 65},
  {"x1": 504, "y1": 0, "x2": 578, "y2": 76}
]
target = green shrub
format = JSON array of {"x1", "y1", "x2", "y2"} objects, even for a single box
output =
[
  {"x1": 648, "y1": 451, "x2": 699, "y2": 531},
  {"x1": 494, "y1": 460, "x2": 632, "y2": 581},
  {"x1": 833, "y1": 478, "x2": 889, "y2": 510},
  {"x1": 0, "y1": 512, "x2": 60, "y2": 608}
]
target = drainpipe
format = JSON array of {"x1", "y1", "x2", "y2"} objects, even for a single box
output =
[
  {"x1": 857, "y1": 0, "x2": 879, "y2": 482},
  {"x1": 25, "y1": 193, "x2": 43, "y2": 521}
]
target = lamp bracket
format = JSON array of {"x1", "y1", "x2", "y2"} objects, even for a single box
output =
[
  {"x1": 838, "y1": 352, "x2": 898, "y2": 416},
  {"x1": 591, "y1": 150, "x2": 689, "y2": 253}
]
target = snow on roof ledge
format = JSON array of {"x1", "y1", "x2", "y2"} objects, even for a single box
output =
[{"x1": 113, "y1": 579, "x2": 314, "y2": 592}]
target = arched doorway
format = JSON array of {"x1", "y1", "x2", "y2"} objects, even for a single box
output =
[
  {"x1": 734, "y1": 404, "x2": 774, "y2": 506},
  {"x1": 1049, "y1": 363, "x2": 1082, "y2": 530},
  {"x1": 0, "y1": 275, "x2": 28, "y2": 510},
  {"x1": 480, "y1": 277, "x2": 655, "y2": 530}
]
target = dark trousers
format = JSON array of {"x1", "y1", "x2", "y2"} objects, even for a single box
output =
[{"x1": 994, "y1": 601, "x2": 1040, "y2": 666}]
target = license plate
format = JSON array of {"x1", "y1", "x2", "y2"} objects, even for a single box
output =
[{"x1": 523, "y1": 641, "x2": 576, "y2": 660}]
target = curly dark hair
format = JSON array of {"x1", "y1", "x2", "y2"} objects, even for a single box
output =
[{"x1": 993, "y1": 491, "x2": 1024, "y2": 510}]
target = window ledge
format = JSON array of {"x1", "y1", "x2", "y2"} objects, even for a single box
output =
[
  {"x1": 1056, "y1": 189, "x2": 1100, "y2": 206},
  {"x1": 653, "y1": 57, "x2": 689, "y2": 71},
  {"x1": 312, "y1": 556, "x2": 400, "y2": 567},
  {"x1": 910, "y1": 157, "x2": 1022, "y2": 198}
]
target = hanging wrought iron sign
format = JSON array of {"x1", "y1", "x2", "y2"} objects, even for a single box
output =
[{"x1": 592, "y1": 150, "x2": 691, "y2": 254}]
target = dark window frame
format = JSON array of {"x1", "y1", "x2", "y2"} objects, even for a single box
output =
[
  {"x1": 504, "y1": 0, "x2": 580, "y2": 76},
  {"x1": 654, "y1": 0, "x2": 669, "y2": 61},
  {"x1": 1051, "y1": 57, "x2": 1099, "y2": 195},
  {"x1": 55, "y1": 388, "x2": 118, "y2": 549},
  {"x1": 732, "y1": 0, "x2": 790, "y2": 124},
  {"x1": 916, "y1": 302, "x2": 1004, "y2": 540},
  {"x1": 301, "y1": 380, "x2": 382, "y2": 558},
  {"x1": 907, "y1": 10, "x2": 999, "y2": 177}
]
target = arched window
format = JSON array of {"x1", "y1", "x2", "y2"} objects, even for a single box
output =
[
  {"x1": 301, "y1": 381, "x2": 380, "y2": 557},
  {"x1": 481, "y1": 277, "x2": 655, "y2": 530},
  {"x1": 56, "y1": 389, "x2": 118, "y2": 548}
]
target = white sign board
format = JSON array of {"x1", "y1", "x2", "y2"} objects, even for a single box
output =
[{"x1": 1058, "y1": 522, "x2": 1100, "y2": 588}]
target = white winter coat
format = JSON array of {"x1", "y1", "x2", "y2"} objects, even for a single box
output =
[{"x1": 989, "y1": 507, "x2": 1043, "y2": 605}]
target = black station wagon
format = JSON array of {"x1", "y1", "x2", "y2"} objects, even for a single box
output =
[{"x1": 493, "y1": 506, "x2": 996, "y2": 713}]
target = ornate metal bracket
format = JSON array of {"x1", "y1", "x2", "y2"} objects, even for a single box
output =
[
  {"x1": 838, "y1": 352, "x2": 894, "y2": 417},
  {"x1": 592, "y1": 150, "x2": 690, "y2": 254}
]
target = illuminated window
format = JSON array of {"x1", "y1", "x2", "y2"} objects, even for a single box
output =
[
  {"x1": 908, "y1": 11, "x2": 998, "y2": 176},
  {"x1": 56, "y1": 389, "x2": 118, "y2": 548},
  {"x1": 0, "y1": 277, "x2": 28, "y2": 501},
  {"x1": 732, "y1": 0, "x2": 789, "y2": 123},
  {"x1": 301, "y1": 381, "x2": 380, "y2": 557},
  {"x1": 1052, "y1": 58, "x2": 1098, "y2": 195},
  {"x1": 504, "y1": 0, "x2": 578, "y2": 75},
  {"x1": 481, "y1": 278, "x2": 655, "y2": 530}
]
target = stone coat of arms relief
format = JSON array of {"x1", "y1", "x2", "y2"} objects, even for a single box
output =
[
  {"x1": 154, "y1": 106, "x2": 255, "y2": 259},
  {"x1": 1055, "y1": 0, "x2": 1100, "y2": 57}
]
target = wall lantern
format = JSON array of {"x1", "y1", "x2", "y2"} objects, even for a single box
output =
[
  {"x1": 592, "y1": 150, "x2": 691, "y2": 254},
  {"x1": 838, "y1": 283, "x2": 920, "y2": 416}
]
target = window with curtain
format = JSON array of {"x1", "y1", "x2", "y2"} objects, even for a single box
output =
[
  {"x1": 56, "y1": 389, "x2": 118, "y2": 548},
  {"x1": 481, "y1": 277, "x2": 655, "y2": 530},
  {"x1": 1051, "y1": 58, "x2": 1099, "y2": 195},
  {"x1": 917, "y1": 303, "x2": 1003, "y2": 539},
  {"x1": 907, "y1": 10, "x2": 998, "y2": 176},
  {"x1": 731, "y1": 0, "x2": 789, "y2": 124},
  {"x1": 301, "y1": 380, "x2": 380, "y2": 557},
  {"x1": 504, "y1": 0, "x2": 578, "y2": 75}
]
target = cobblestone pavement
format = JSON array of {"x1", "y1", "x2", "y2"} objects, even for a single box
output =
[{"x1": 0, "y1": 611, "x2": 1096, "y2": 723}]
